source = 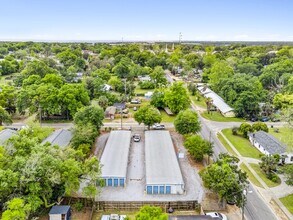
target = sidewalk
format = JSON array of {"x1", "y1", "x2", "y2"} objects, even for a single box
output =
[{"x1": 219, "y1": 131, "x2": 293, "y2": 220}]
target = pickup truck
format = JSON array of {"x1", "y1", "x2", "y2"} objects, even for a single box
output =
[{"x1": 152, "y1": 123, "x2": 165, "y2": 130}]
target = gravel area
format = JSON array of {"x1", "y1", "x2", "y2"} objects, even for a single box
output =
[{"x1": 96, "y1": 129, "x2": 204, "y2": 202}]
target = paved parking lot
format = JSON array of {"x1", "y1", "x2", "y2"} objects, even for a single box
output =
[{"x1": 96, "y1": 130, "x2": 204, "y2": 202}]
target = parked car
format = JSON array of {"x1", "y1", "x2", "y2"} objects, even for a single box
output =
[
  {"x1": 205, "y1": 212, "x2": 227, "y2": 220},
  {"x1": 131, "y1": 99, "x2": 141, "y2": 104},
  {"x1": 152, "y1": 123, "x2": 165, "y2": 130},
  {"x1": 260, "y1": 116, "x2": 270, "y2": 122},
  {"x1": 250, "y1": 117, "x2": 258, "y2": 122},
  {"x1": 133, "y1": 134, "x2": 141, "y2": 142}
]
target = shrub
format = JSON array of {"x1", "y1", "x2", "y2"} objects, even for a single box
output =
[{"x1": 232, "y1": 126, "x2": 239, "y2": 135}]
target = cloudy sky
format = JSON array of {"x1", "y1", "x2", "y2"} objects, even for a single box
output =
[{"x1": 0, "y1": 0, "x2": 292, "y2": 41}]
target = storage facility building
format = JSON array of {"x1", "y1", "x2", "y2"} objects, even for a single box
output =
[
  {"x1": 145, "y1": 130, "x2": 184, "y2": 194},
  {"x1": 100, "y1": 130, "x2": 131, "y2": 187},
  {"x1": 42, "y1": 129, "x2": 73, "y2": 149}
]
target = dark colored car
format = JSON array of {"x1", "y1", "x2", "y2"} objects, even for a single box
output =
[{"x1": 260, "y1": 117, "x2": 270, "y2": 122}]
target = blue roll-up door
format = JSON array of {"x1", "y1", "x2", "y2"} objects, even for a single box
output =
[
  {"x1": 159, "y1": 186, "x2": 165, "y2": 194},
  {"x1": 147, "y1": 186, "x2": 152, "y2": 194},
  {"x1": 114, "y1": 178, "x2": 118, "y2": 186},
  {"x1": 108, "y1": 178, "x2": 112, "y2": 186},
  {"x1": 153, "y1": 186, "x2": 158, "y2": 194},
  {"x1": 120, "y1": 178, "x2": 124, "y2": 187},
  {"x1": 166, "y1": 186, "x2": 171, "y2": 194}
]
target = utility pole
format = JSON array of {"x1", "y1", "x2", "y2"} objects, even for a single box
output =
[
  {"x1": 39, "y1": 105, "x2": 42, "y2": 127},
  {"x1": 179, "y1": 32, "x2": 182, "y2": 44}
]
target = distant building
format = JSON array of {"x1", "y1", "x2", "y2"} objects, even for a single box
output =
[
  {"x1": 144, "y1": 91, "x2": 153, "y2": 99},
  {"x1": 197, "y1": 85, "x2": 235, "y2": 117},
  {"x1": 105, "y1": 106, "x2": 117, "y2": 119},
  {"x1": 42, "y1": 129, "x2": 73, "y2": 149},
  {"x1": 138, "y1": 75, "x2": 151, "y2": 82},
  {"x1": 49, "y1": 205, "x2": 71, "y2": 220},
  {"x1": 248, "y1": 131, "x2": 293, "y2": 164},
  {"x1": 103, "y1": 84, "x2": 112, "y2": 92}
]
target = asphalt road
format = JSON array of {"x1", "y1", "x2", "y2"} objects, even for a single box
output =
[{"x1": 193, "y1": 107, "x2": 278, "y2": 220}]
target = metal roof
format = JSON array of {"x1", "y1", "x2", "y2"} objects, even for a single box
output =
[
  {"x1": 248, "y1": 131, "x2": 286, "y2": 154},
  {"x1": 0, "y1": 129, "x2": 17, "y2": 145},
  {"x1": 204, "y1": 92, "x2": 234, "y2": 114},
  {"x1": 42, "y1": 129, "x2": 73, "y2": 148},
  {"x1": 145, "y1": 130, "x2": 184, "y2": 185},
  {"x1": 49, "y1": 205, "x2": 70, "y2": 214},
  {"x1": 100, "y1": 130, "x2": 131, "y2": 178}
]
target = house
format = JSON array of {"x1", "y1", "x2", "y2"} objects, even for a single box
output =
[
  {"x1": 103, "y1": 84, "x2": 112, "y2": 92},
  {"x1": 49, "y1": 205, "x2": 71, "y2": 220},
  {"x1": 197, "y1": 85, "x2": 235, "y2": 117},
  {"x1": 138, "y1": 75, "x2": 151, "y2": 82},
  {"x1": 42, "y1": 129, "x2": 73, "y2": 149},
  {"x1": 113, "y1": 102, "x2": 126, "y2": 110},
  {"x1": 105, "y1": 106, "x2": 117, "y2": 119},
  {"x1": 248, "y1": 131, "x2": 293, "y2": 164}
]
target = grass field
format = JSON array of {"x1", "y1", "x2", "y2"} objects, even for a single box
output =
[
  {"x1": 249, "y1": 163, "x2": 281, "y2": 187},
  {"x1": 217, "y1": 133, "x2": 238, "y2": 156},
  {"x1": 240, "y1": 163, "x2": 263, "y2": 188},
  {"x1": 160, "y1": 109, "x2": 176, "y2": 123},
  {"x1": 222, "y1": 129, "x2": 261, "y2": 159},
  {"x1": 280, "y1": 194, "x2": 293, "y2": 214},
  {"x1": 134, "y1": 87, "x2": 154, "y2": 94},
  {"x1": 269, "y1": 127, "x2": 293, "y2": 151},
  {"x1": 201, "y1": 111, "x2": 245, "y2": 122},
  {"x1": 189, "y1": 94, "x2": 207, "y2": 108}
]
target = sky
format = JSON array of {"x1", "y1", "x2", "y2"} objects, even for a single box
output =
[{"x1": 0, "y1": 0, "x2": 293, "y2": 42}]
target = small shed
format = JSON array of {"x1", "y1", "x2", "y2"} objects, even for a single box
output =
[
  {"x1": 49, "y1": 205, "x2": 71, "y2": 220},
  {"x1": 0, "y1": 129, "x2": 17, "y2": 145}
]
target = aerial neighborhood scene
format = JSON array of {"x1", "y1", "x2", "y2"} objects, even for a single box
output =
[{"x1": 1, "y1": 0, "x2": 293, "y2": 220}]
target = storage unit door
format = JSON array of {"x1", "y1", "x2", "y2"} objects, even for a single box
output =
[
  {"x1": 153, "y1": 186, "x2": 158, "y2": 194},
  {"x1": 107, "y1": 178, "x2": 112, "y2": 186},
  {"x1": 119, "y1": 178, "x2": 125, "y2": 187},
  {"x1": 147, "y1": 186, "x2": 152, "y2": 194},
  {"x1": 159, "y1": 186, "x2": 165, "y2": 194},
  {"x1": 114, "y1": 178, "x2": 118, "y2": 187},
  {"x1": 166, "y1": 186, "x2": 171, "y2": 194}
]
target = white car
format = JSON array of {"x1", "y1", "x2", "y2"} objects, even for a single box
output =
[{"x1": 205, "y1": 212, "x2": 227, "y2": 220}]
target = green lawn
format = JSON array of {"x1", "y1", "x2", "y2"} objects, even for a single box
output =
[
  {"x1": 134, "y1": 87, "x2": 154, "y2": 94},
  {"x1": 249, "y1": 163, "x2": 281, "y2": 188},
  {"x1": 160, "y1": 109, "x2": 176, "y2": 123},
  {"x1": 269, "y1": 127, "x2": 293, "y2": 151},
  {"x1": 217, "y1": 133, "x2": 238, "y2": 156},
  {"x1": 201, "y1": 111, "x2": 245, "y2": 122},
  {"x1": 189, "y1": 94, "x2": 207, "y2": 108},
  {"x1": 0, "y1": 72, "x2": 17, "y2": 85},
  {"x1": 240, "y1": 163, "x2": 263, "y2": 188},
  {"x1": 280, "y1": 194, "x2": 293, "y2": 214},
  {"x1": 222, "y1": 129, "x2": 261, "y2": 159}
]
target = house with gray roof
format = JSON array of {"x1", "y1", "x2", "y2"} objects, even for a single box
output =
[
  {"x1": 0, "y1": 129, "x2": 17, "y2": 146},
  {"x1": 248, "y1": 131, "x2": 293, "y2": 164},
  {"x1": 42, "y1": 129, "x2": 73, "y2": 149}
]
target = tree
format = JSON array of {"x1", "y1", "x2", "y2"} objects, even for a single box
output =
[
  {"x1": 281, "y1": 108, "x2": 293, "y2": 129},
  {"x1": 74, "y1": 105, "x2": 104, "y2": 130},
  {"x1": 21, "y1": 60, "x2": 58, "y2": 78},
  {"x1": 200, "y1": 155, "x2": 248, "y2": 207},
  {"x1": 164, "y1": 82, "x2": 190, "y2": 114},
  {"x1": 2, "y1": 198, "x2": 31, "y2": 220},
  {"x1": 252, "y1": 122, "x2": 268, "y2": 132},
  {"x1": 149, "y1": 66, "x2": 167, "y2": 88},
  {"x1": 135, "y1": 206, "x2": 167, "y2": 220},
  {"x1": 259, "y1": 155, "x2": 279, "y2": 182},
  {"x1": 134, "y1": 105, "x2": 162, "y2": 129},
  {"x1": 0, "y1": 106, "x2": 12, "y2": 126},
  {"x1": 150, "y1": 89, "x2": 165, "y2": 108},
  {"x1": 282, "y1": 165, "x2": 293, "y2": 185},
  {"x1": 98, "y1": 96, "x2": 109, "y2": 110},
  {"x1": 0, "y1": 85, "x2": 16, "y2": 114},
  {"x1": 234, "y1": 91, "x2": 260, "y2": 118},
  {"x1": 108, "y1": 76, "x2": 123, "y2": 91},
  {"x1": 71, "y1": 124, "x2": 99, "y2": 150},
  {"x1": 273, "y1": 94, "x2": 293, "y2": 110},
  {"x1": 112, "y1": 57, "x2": 133, "y2": 79},
  {"x1": 239, "y1": 123, "x2": 253, "y2": 138},
  {"x1": 174, "y1": 109, "x2": 201, "y2": 135},
  {"x1": 209, "y1": 61, "x2": 234, "y2": 91},
  {"x1": 184, "y1": 135, "x2": 213, "y2": 161},
  {"x1": 92, "y1": 68, "x2": 111, "y2": 81}
]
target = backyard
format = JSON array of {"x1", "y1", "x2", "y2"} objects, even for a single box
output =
[
  {"x1": 221, "y1": 129, "x2": 262, "y2": 159},
  {"x1": 269, "y1": 127, "x2": 293, "y2": 151}
]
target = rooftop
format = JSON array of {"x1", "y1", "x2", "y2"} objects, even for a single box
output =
[
  {"x1": 145, "y1": 130, "x2": 184, "y2": 185},
  {"x1": 0, "y1": 129, "x2": 17, "y2": 145},
  {"x1": 42, "y1": 129, "x2": 73, "y2": 148},
  {"x1": 100, "y1": 130, "x2": 131, "y2": 178},
  {"x1": 49, "y1": 205, "x2": 70, "y2": 215},
  {"x1": 249, "y1": 131, "x2": 286, "y2": 154}
]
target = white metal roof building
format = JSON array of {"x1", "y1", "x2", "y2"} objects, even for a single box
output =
[
  {"x1": 198, "y1": 86, "x2": 235, "y2": 117},
  {"x1": 0, "y1": 129, "x2": 17, "y2": 145},
  {"x1": 145, "y1": 130, "x2": 184, "y2": 194},
  {"x1": 42, "y1": 129, "x2": 73, "y2": 149},
  {"x1": 100, "y1": 130, "x2": 131, "y2": 187}
]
